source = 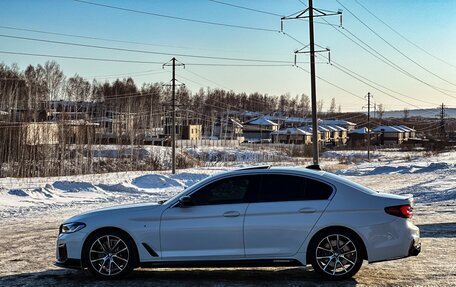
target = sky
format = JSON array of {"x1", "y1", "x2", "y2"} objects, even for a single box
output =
[{"x1": 1, "y1": 0, "x2": 456, "y2": 112}]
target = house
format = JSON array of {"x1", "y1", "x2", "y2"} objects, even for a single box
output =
[
  {"x1": 297, "y1": 125, "x2": 322, "y2": 143},
  {"x1": 320, "y1": 119, "x2": 357, "y2": 131},
  {"x1": 373, "y1": 125, "x2": 417, "y2": 145},
  {"x1": 242, "y1": 117, "x2": 279, "y2": 142},
  {"x1": 0, "y1": 110, "x2": 8, "y2": 122},
  {"x1": 328, "y1": 125, "x2": 348, "y2": 145},
  {"x1": 213, "y1": 118, "x2": 243, "y2": 140},
  {"x1": 347, "y1": 127, "x2": 373, "y2": 147},
  {"x1": 164, "y1": 123, "x2": 202, "y2": 141},
  {"x1": 373, "y1": 126, "x2": 405, "y2": 144},
  {"x1": 398, "y1": 125, "x2": 416, "y2": 138},
  {"x1": 299, "y1": 125, "x2": 331, "y2": 143},
  {"x1": 181, "y1": 124, "x2": 202, "y2": 140},
  {"x1": 61, "y1": 120, "x2": 98, "y2": 144},
  {"x1": 0, "y1": 122, "x2": 59, "y2": 146},
  {"x1": 323, "y1": 125, "x2": 339, "y2": 144},
  {"x1": 271, "y1": 127, "x2": 312, "y2": 144},
  {"x1": 322, "y1": 125, "x2": 349, "y2": 145},
  {"x1": 94, "y1": 112, "x2": 136, "y2": 143}
]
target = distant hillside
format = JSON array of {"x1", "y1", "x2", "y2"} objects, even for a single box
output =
[{"x1": 376, "y1": 108, "x2": 456, "y2": 119}]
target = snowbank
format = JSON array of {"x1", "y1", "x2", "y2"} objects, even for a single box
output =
[{"x1": 0, "y1": 150, "x2": 454, "y2": 218}]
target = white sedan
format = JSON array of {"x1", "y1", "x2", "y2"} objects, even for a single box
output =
[{"x1": 55, "y1": 166, "x2": 421, "y2": 280}]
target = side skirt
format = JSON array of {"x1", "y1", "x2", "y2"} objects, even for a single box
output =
[{"x1": 139, "y1": 259, "x2": 303, "y2": 269}]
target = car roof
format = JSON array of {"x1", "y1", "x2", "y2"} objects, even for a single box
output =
[{"x1": 213, "y1": 166, "x2": 327, "y2": 178}]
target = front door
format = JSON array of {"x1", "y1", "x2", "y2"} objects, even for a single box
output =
[{"x1": 160, "y1": 175, "x2": 259, "y2": 259}]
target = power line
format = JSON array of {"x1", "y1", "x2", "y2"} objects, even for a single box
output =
[
  {"x1": 0, "y1": 50, "x2": 165, "y2": 64},
  {"x1": 0, "y1": 34, "x2": 299, "y2": 64},
  {"x1": 208, "y1": 0, "x2": 284, "y2": 17},
  {"x1": 353, "y1": 0, "x2": 456, "y2": 70},
  {"x1": 336, "y1": 0, "x2": 456, "y2": 88},
  {"x1": 342, "y1": 26, "x2": 456, "y2": 99},
  {"x1": 0, "y1": 25, "x2": 216, "y2": 52},
  {"x1": 317, "y1": 54, "x2": 439, "y2": 106},
  {"x1": 295, "y1": 65, "x2": 365, "y2": 101},
  {"x1": 329, "y1": 62, "x2": 424, "y2": 109},
  {"x1": 184, "y1": 69, "x2": 230, "y2": 90},
  {"x1": 315, "y1": 16, "x2": 456, "y2": 100},
  {"x1": 85, "y1": 69, "x2": 163, "y2": 78},
  {"x1": 72, "y1": 0, "x2": 279, "y2": 33},
  {"x1": 295, "y1": 0, "x2": 456, "y2": 95},
  {"x1": 0, "y1": 50, "x2": 293, "y2": 67}
]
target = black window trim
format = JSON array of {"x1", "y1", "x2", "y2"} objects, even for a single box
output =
[
  {"x1": 170, "y1": 173, "x2": 262, "y2": 208},
  {"x1": 255, "y1": 172, "x2": 336, "y2": 203},
  {"x1": 168, "y1": 171, "x2": 336, "y2": 208}
]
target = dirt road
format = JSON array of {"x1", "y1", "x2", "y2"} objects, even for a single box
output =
[{"x1": 0, "y1": 204, "x2": 454, "y2": 287}]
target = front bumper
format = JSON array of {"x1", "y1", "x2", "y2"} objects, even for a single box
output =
[
  {"x1": 54, "y1": 258, "x2": 82, "y2": 269},
  {"x1": 55, "y1": 243, "x2": 82, "y2": 269}
]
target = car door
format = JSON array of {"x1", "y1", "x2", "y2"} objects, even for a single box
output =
[
  {"x1": 244, "y1": 173, "x2": 333, "y2": 257},
  {"x1": 160, "y1": 175, "x2": 259, "y2": 259}
]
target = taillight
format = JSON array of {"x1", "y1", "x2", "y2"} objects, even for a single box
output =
[{"x1": 385, "y1": 204, "x2": 413, "y2": 218}]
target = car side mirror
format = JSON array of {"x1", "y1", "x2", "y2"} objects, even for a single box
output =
[{"x1": 179, "y1": 196, "x2": 193, "y2": 207}]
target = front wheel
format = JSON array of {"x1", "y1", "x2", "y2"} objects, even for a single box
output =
[
  {"x1": 83, "y1": 230, "x2": 136, "y2": 279},
  {"x1": 309, "y1": 229, "x2": 364, "y2": 279}
]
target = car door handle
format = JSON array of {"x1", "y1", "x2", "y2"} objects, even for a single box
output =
[
  {"x1": 299, "y1": 208, "x2": 316, "y2": 214},
  {"x1": 223, "y1": 211, "x2": 240, "y2": 217}
]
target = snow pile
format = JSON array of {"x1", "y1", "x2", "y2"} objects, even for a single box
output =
[
  {"x1": 0, "y1": 168, "x2": 222, "y2": 219},
  {"x1": 0, "y1": 150, "x2": 454, "y2": 218},
  {"x1": 337, "y1": 162, "x2": 453, "y2": 176}
]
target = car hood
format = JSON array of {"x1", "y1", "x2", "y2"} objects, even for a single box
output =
[{"x1": 64, "y1": 202, "x2": 163, "y2": 224}]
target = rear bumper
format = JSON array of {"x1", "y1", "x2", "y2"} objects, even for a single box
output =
[
  {"x1": 408, "y1": 239, "x2": 421, "y2": 257},
  {"x1": 358, "y1": 218, "x2": 420, "y2": 263}
]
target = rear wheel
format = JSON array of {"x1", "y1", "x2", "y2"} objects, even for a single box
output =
[
  {"x1": 309, "y1": 229, "x2": 364, "y2": 279},
  {"x1": 83, "y1": 230, "x2": 136, "y2": 279}
]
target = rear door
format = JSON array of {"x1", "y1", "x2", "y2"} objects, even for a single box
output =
[{"x1": 244, "y1": 173, "x2": 333, "y2": 257}]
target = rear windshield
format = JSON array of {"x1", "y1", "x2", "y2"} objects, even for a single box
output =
[{"x1": 323, "y1": 172, "x2": 378, "y2": 195}]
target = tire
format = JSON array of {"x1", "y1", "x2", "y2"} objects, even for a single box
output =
[
  {"x1": 83, "y1": 229, "x2": 137, "y2": 279},
  {"x1": 308, "y1": 228, "x2": 364, "y2": 280}
]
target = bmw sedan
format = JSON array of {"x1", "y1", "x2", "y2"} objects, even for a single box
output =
[{"x1": 55, "y1": 166, "x2": 421, "y2": 280}]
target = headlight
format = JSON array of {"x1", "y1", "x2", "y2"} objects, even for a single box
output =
[{"x1": 59, "y1": 222, "x2": 86, "y2": 234}]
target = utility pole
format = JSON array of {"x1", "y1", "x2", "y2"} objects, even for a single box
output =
[
  {"x1": 366, "y1": 92, "x2": 372, "y2": 161},
  {"x1": 438, "y1": 103, "x2": 447, "y2": 140},
  {"x1": 163, "y1": 58, "x2": 185, "y2": 174},
  {"x1": 282, "y1": 0, "x2": 342, "y2": 169},
  {"x1": 308, "y1": 0, "x2": 319, "y2": 167}
]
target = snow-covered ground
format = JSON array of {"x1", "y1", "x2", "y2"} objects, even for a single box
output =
[
  {"x1": 0, "y1": 149, "x2": 454, "y2": 220},
  {"x1": 0, "y1": 149, "x2": 455, "y2": 286}
]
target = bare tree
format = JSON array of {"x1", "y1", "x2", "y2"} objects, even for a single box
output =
[
  {"x1": 377, "y1": 103, "x2": 385, "y2": 119},
  {"x1": 299, "y1": 94, "x2": 310, "y2": 116},
  {"x1": 328, "y1": 97, "x2": 336, "y2": 114},
  {"x1": 403, "y1": 108, "x2": 410, "y2": 120},
  {"x1": 66, "y1": 75, "x2": 91, "y2": 101},
  {"x1": 317, "y1": 99, "x2": 324, "y2": 114},
  {"x1": 43, "y1": 61, "x2": 65, "y2": 101}
]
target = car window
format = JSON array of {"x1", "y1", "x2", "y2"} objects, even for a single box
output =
[
  {"x1": 305, "y1": 178, "x2": 333, "y2": 200},
  {"x1": 191, "y1": 175, "x2": 258, "y2": 205},
  {"x1": 258, "y1": 174, "x2": 332, "y2": 202}
]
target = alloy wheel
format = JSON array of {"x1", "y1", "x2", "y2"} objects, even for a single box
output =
[
  {"x1": 315, "y1": 234, "x2": 358, "y2": 276},
  {"x1": 89, "y1": 235, "x2": 130, "y2": 276}
]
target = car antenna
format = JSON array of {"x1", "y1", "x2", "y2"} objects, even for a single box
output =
[{"x1": 306, "y1": 164, "x2": 322, "y2": 171}]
